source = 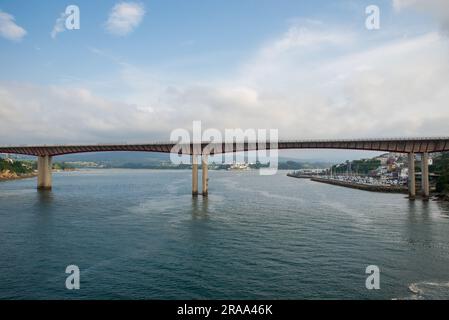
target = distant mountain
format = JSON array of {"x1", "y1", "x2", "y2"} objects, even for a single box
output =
[
  {"x1": 53, "y1": 152, "x2": 171, "y2": 167},
  {"x1": 277, "y1": 156, "x2": 332, "y2": 166},
  {"x1": 3, "y1": 151, "x2": 333, "y2": 169}
]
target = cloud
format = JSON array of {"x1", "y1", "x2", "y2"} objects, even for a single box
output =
[
  {"x1": 262, "y1": 23, "x2": 353, "y2": 57},
  {"x1": 393, "y1": 0, "x2": 449, "y2": 33},
  {"x1": 51, "y1": 12, "x2": 68, "y2": 39},
  {"x1": 0, "y1": 10, "x2": 26, "y2": 41},
  {"x1": 0, "y1": 83, "x2": 166, "y2": 144},
  {"x1": 228, "y1": 25, "x2": 449, "y2": 139},
  {"x1": 113, "y1": 23, "x2": 449, "y2": 140},
  {"x1": 2, "y1": 21, "x2": 449, "y2": 145},
  {"x1": 105, "y1": 2, "x2": 145, "y2": 36}
]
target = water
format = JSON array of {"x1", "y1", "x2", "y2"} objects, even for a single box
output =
[{"x1": 1, "y1": 169, "x2": 449, "y2": 300}]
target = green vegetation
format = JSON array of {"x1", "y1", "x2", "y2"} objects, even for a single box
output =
[
  {"x1": 352, "y1": 159, "x2": 382, "y2": 174},
  {"x1": 1, "y1": 158, "x2": 75, "y2": 176},
  {"x1": 0, "y1": 158, "x2": 34, "y2": 174},
  {"x1": 430, "y1": 153, "x2": 449, "y2": 193},
  {"x1": 52, "y1": 162, "x2": 75, "y2": 170},
  {"x1": 332, "y1": 159, "x2": 381, "y2": 175}
]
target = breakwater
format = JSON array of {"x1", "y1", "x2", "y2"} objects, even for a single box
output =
[
  {"x1": 287, "y1": 174, "x2": 408, "y2": 193},
  {"x1": 310, "y1": 177, "x2": 408, "y2": 193}
]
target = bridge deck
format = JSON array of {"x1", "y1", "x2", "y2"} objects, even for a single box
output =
[{"x1": 1, "y1": 138, "x2": 449, "y2": 156}]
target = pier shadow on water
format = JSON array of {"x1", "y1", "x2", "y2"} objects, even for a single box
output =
[
  {"x1": 36, "y1": 189, "x2": 54, "y2": 207},
  {"x1": 191, "y1": 196, "x2": 210, "y2": 220}
]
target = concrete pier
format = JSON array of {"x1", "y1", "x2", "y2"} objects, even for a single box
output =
[
  {"x1": 37, "y1": 155, "x2": 52, "y2": 190},
  {"x1": 408, "y1": 152, "x2": 416, "y2": 200},
  {"x1": 202, "y1": 155, "x2": 208, "y2": 197},
  {"x1": 192, "y1": 155, "x2": 198, "y2": 196},
  {"x1": 421, "y1": 152, "x2": 430, "y2": 200}
]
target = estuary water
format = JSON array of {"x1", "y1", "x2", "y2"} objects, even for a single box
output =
[{"x1": 1, "y1": 169, "x2": 449, "y2": 300}]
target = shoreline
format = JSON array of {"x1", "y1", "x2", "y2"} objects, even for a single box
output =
[
  {"x1": 287, "y1": 173, "x2": 408, "y2": 193},
  {"x1": 0, "y1": 172, "x2": 37, "y2": 182},
  {"x1": 287, "y1": 173, "x2": 449, "y2": 201},
  {"x1": 0, "y1": 169, "x2": 76, "y2": 182},
  {"x1": 310, "y1": 176, "x2": 408, "y2": 194}
]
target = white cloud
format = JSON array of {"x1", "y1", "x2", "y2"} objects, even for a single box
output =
[
  {"x1": 105, "y1": 2, "x2": 145, "y2": 36},
  {"x1": 2, "y1": 21, "x2": 449, "y2": 145},
  {"x1": 262, "y1": 24, "x2": 353, "y2": 57},
  {"x1": 115, "y1": 24, "x2": 449, "y2": 140},
  {"x1": 0, "y1": 10, "x2": 26, "y2": 41},
  {"x1": 393, "y1": 0, "x2": 449, "y2": 33},
  {"x1": 51, "y1": 12, "x2": 68, "y2": 39},
  {"x1": 227, "y1": 26, "x2": 449, "y2": 139},
  {"x1": 0, "y1": 83, "x2": 167, "y2": 144}
]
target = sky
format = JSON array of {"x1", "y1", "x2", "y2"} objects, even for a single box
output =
[{"x1": 1, "y1": 0, "x2": 449, "y2": 160}]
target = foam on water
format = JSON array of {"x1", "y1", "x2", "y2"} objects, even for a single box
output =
[{"x1": 395, "y1": 281, "x2": 449, "y2": 300}]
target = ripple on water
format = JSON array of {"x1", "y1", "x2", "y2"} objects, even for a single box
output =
[{"x1": 1, "y1": 169, "x2": 449, "y2": 299}]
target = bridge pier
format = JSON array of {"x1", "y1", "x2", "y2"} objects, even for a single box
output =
[
  {"x1": 202, "y1": 155, "x2": 208, "y2": 197},
  {"x1": 37, "y1": 155, "x2": 52, "y2": 190},
  {"x1": 408, "y1": 152, "x2": 416, "y2": 200},
  {"x1": 421, "y1": 152, "x2": 430, "y2": 200},
  {"x1": 192, "y1": 155, "x2": 198, "y2": 196}
]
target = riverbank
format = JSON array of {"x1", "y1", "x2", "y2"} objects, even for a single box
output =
[
  {"x1": 0, "y1": 170, "x2": 37, "y2": 181},
  {"x1": 0, "y1": 168, "x2": 77, "y2": 182},
  {"x1": 435, "y1": 192, "x2": 449, "y2": 201}
]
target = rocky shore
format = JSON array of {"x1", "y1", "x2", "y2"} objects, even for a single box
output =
[{"x1": 0, "y1": 170, "x2": 37, "y2": 181}]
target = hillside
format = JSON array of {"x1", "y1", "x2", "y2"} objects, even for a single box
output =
[
  {"x1": 430, "y1": 153, "x2": 449, "y2": 196},
  {"x1": 0, "y1": 158, "x2": 34, "y2": 180}
]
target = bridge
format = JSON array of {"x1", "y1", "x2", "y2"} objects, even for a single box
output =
[{"x1": 2, "y1": 137, "x2": 449, "y2": 199}]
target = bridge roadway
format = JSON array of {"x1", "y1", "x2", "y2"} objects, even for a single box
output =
[
  {"x1": 2, "y1": 137, "x2": 448, "y2": 199},
  {"x1": 1, "y1": 137, "x2": 449, "y2": 156}
]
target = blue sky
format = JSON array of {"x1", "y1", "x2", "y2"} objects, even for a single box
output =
[
  {"x1": 0, "y1": 0, "x2": 430, "y2": 84},
  {"x1": 1, "y1": 0, "x2": 449, "y2": 160}
]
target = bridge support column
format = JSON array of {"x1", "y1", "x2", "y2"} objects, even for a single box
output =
[
  {"x1": 421, "y1": 152, "x2": 430, "y2": 200},
  {"x1": 408, "y1": 152, "x2": 416, "y2": 200},
  {"x1": 37, "y1": 155, "x2": 52, "y2": 190},
  {"x1": 202, "y1": 154, "x2": 208, "y2": 197},
  {"x1": 192, "y1": 155, "x2": 198, "y2": 196}
]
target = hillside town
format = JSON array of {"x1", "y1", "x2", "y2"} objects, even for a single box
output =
[{"x1": 289, "y1": 152, "x2": 441, "y2": 192}]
